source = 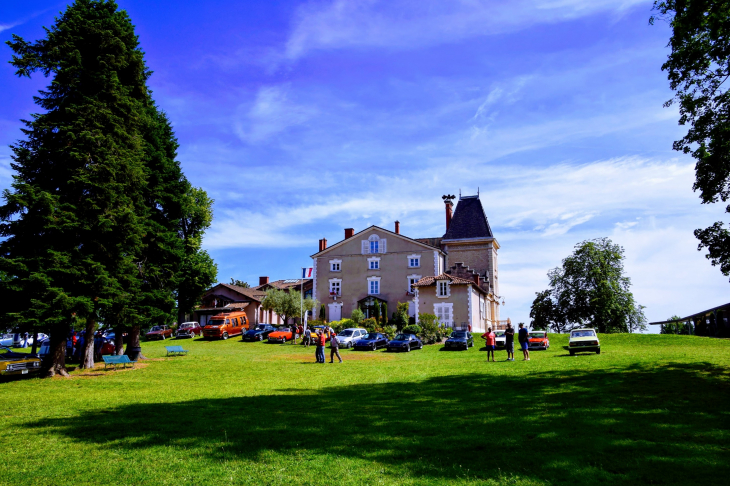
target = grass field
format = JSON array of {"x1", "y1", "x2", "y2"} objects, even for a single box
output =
[{"x1": 1, "y1": 333, "x2": 729, "y2": 485}]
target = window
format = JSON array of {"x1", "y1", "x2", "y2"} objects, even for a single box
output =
[
  {"x1": 370, "y1": 260, "x2": 379, "y2": 269},
  {"x1": 407, "y1": 274, "x2": 421, "y2": 294},
  {"x1": 367, "y1": 276, "x2": 381, "y2": 295},
  {"x1": 330, "y1": 260, "x2": 341, "y2": 272},
  {"x1": 329, "y1": 279, "x2": 341, "y2": 296},
  {"x1": 437, "y1": 280, "x2": 450, "y2": 297},
  {"x1": 407, "y1": 254, "x2": 421, "y2": 268},
  {"x1": 370, "y1": 240, "x2": 379, "y2": 254},
  {"x1": 480, "y1": 295, "x2": 486, "y2": 319},
  {"x1": 434, "y1": 303, "x2": 453, "y2": 326},
  {"x1": 363, "y1": 235, "x2": 386, "y2": 254}
]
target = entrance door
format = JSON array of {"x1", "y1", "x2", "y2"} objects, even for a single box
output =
[{"x1": 328, "y1": 303, "x2": 342, "y2": 322}]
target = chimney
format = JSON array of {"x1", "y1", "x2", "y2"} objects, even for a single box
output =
[
  {"x1": 259, "y1": 276, "x2": 269, "y2": 286},
  {"x1": 395, "y1": 221, "x2": 400, "y2": 234},
  {"x1": 445, "y1": 198, "x2": 454, "y2": 231},
  {"x1": 344, "y1": 228, "x2": 354, "y2": 239},
  {"x1": 318, "y1": 239, "x2": 324, "y2": 252},
  {"x1": 322, "y1": 238, "x2": 327, "y2": 249}
]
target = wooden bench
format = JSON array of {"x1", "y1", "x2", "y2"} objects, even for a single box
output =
[
  {"x1": 165, "y1": 345, "x2": 188, "y2": 357},
  {"x1": 102, "y1": 355, "x2": 136, "y2": 370}
]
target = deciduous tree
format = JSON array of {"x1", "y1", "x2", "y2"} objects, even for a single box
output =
[{"x1": 652, "y1": 1, "x2": 730, "y2": 279}]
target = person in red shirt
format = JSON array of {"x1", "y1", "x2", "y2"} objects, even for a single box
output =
[{"x1": 481, "y1": 327, "x2": 496, "y2": 362}]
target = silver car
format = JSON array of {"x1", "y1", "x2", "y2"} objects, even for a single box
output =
[
  {"x1": 335, "y1": 328, "x2": 368, "y2": 349},
  {"x1": 494, "y1": 330, "x2": 506, "y2": 348}
]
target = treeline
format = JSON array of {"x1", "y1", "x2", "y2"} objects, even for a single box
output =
[{"x1": 0, "y1": 0, "x2": 217, "y2": 376}]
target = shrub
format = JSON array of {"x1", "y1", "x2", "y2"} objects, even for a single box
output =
[
  {"x1": 382, "y1": 303, "x2": 388, "y2": 325},
  {"x1": 361, "y1": 318, "x2": 378, "y2": 332},
  {"x1": 306, "y1": 319, "x2": 325, "y2": 329},
  {"x1": 402, "y1": 324, "x2": 422, "y2": 335},
  {"x1": 351, "y1": 308, "x2": 364, "y2": 324},
  {"x1": 319, "y1": 304, "x2": 326, "y2": 321},
  {"x1": 329, "y1": 319, "x2": 354, "y2": 334},
  {"x1": 378, "y1": 325, "x2": 397, "y2": 339},
  {"x1": 392, "y1": 302, "x2": 409, "y2": 331},
  {"x1": 417, "y1": 313, "x2": 441, "y2": 344},
  {"x1": 374, "y1": 302, "x2": 381, "y2": 324}
]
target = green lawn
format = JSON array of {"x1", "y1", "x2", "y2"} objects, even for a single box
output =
[{"x1": 1, "y1": 333, "x2": 728, "y2": 485}]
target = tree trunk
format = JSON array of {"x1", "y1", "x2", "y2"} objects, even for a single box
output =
[
  {"x1": 114, "y1": 324, "x2": 125, "y2": 355},
  {"x1": 46, "y1": 322, "x2": 70, "y2": 377},
  {"x1": 177, "y1": 308, "x2": 185, "y2": 325},
  {"x1": 31, "y1": 330, "x2": 39, "y2": 355},
  {"x1": 125, "y1": 324, "x2": 146, "y2": 360},
  {"x1": 80, "y1": 315, "x2": 97, "y2": 369}
]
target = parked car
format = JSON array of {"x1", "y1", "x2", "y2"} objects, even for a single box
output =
[
  {"x1": 333, "y1": 328, "x2": 368, "y2": 349},
  {"x1": 444, "y1": 331, "x2": 474, "y2": 350},
  {"x1": 267, "y1": 327, "x2": 294, "y2": 343},
  {"x1": 568, "y1": 328, "x2": 600, "y2": 355},
  {"x1": 353, "y1": 332, "x2": 389, "y2": 351},
  {"x1": 12, "y1": 333, "x2": 48, "y2": 347},
  {"x1": 0, "y1": 345, "x2": 42, "y2": 377},
  {"x1": 494, "y1": 330, "x2": 506, "y2": 349},
  {"x1": 387, "y1": 333, "x2": 423, "y2": 352},
  {"x1": 176, "y1": 322, "x2": 202, "y2": 339},
  {"x1": 145, "y1": 325, "x2": 173, "y2": 340},
  {"x1": 0, "y1": 333, "x2": 14, "y2": 347},
  {"x1": 528, "y1": 331, "x2": 550, "y2": 350},
  {"x1": 242, "y1": 324, "x2": 277, "y2": 342},
  {"x1": 203, "y1": 311, "x2": 248, "y2": 340},
  {"x1": 310, "y1": 325, "x2": 332, "y2": 342}
]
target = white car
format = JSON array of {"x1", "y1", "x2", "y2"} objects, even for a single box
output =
[
  {"x1": 493, "y1": 330, "x2": 506, "y2": 348},
  {"x1": 12, "y1": 333, "x2": 48, "y2": 347},
  {"x1": 568, "y1": 328, "x2": 600, "y2": 355},
  {"x1": 334, "y1": 328, "x2": 368, "y2": 348},
  {"x1": 0, "y1": 333, "x2": 13, "y2": 347}
]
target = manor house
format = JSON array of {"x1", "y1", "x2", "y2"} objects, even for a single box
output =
[{"x1": 310, "y1": 194, "x2": 506, "y2": 332}]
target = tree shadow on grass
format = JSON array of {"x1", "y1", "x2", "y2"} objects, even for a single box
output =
[{"x1": 27, "y1": 362, "x2": 730, "y2": 485}]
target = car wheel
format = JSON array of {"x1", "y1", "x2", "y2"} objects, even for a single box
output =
[
  {"x1": 569, "y1": 350, "x2": 575, "y2": 356},
  {"x1": 222, "y1": 333, "x2": 229, "y2": 340},
  {"x1": 596, "y1": 348, "x2": 601, "y2": 354},
  {"x1": 258, "y1": 335, "x2": 263, "y2": 341},
  {"x1": 405, "y1": 344, "x2": 411, "y2": 352},
  {"x1": 162, "y1": 334, "x2": 166, "y2": 340}
]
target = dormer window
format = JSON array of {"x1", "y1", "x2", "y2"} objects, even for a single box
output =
[{"x1": 437, "y1": 280, "x2": 450, "y2": 298}]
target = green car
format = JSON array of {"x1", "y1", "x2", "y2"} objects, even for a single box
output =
[{"x1": 568, "y1": 328, "x2": 600, "y2": 355}]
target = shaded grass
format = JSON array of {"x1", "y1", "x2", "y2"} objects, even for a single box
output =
[{"x1": 1, "y1": 334, "x2": 729, "y2": 485}]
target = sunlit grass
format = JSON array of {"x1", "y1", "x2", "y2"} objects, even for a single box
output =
[{"x1": 1, "y1": 333, "x2": 729, "y2": 485}]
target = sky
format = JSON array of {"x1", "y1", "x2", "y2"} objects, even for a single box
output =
[{"x1": 1, "y1": 0, "x2": 728, "y2": 330}]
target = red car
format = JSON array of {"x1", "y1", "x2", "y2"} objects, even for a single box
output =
[
  {"x1": 176, "y1": 322, "x2": 202, "y2": 338},
  {"x1": 145, "y1": 325, "x2": 173, "y2": 340},
  {"x1": 527, "y1": 331, "x2": 550, "y2": 350}
]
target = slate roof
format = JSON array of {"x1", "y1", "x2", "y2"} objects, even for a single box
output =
[
  {"x1": 414, "y1": 237, "x2": 443, "y2": 248},
  {"x1": 258, "y1": 279, "x2": 312, "y2": 291},
  {"x1": 443, "y1": 195, "x2": 493, "y2": 240}
]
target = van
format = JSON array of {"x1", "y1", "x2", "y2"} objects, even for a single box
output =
[{"x1": 203, "y1": 311, "x2": 248, "y2": 340}]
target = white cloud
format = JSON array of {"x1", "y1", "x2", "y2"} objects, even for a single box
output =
[
  {"x1": 233, "y1": 85, "x2": 317, "y2": 143},
  {"x1": 285, "y1": 0, "x2": 647, "y2": 59}
]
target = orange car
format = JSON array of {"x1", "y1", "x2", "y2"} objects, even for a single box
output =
[
  {"x1": 203, "y1": 311, "x2": 248, "y2": 340},
  {"x1": 267, "y1": 326, "x2": 295, "y2": 343}
]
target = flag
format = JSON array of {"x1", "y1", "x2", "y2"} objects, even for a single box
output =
[{"x1": 301, "y1": 267, "x2": 313, "y2": 279}]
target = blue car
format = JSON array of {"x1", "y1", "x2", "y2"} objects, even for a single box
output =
[
  {"x1": 386, "y1": 333, "x2": 423, "y2": 352},
  {"x1": 353, "y1": 332, "x2": 389, "y2": 351},
  {"x1": 242, "y1": 324, "x2": 277, "y2": 342}
]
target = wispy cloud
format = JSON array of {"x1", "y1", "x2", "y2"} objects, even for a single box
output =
[
  {"x1": 285, "y1": 0, "x2": 647, "y2": 59},
  {"x1": 233, "y1": 85, "x2": 317, "y2": 143}
]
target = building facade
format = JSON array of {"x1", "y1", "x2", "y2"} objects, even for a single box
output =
[{"x1": 311, "y1": 194, "x2": 505, "y2": 332}]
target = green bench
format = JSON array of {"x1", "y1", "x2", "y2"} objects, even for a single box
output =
[
  {"x1": 102, "y1": 355, "x2": 136, "y2": 369},
  {"x1": 165, "y1": 345, "x2": 188, "y2": 356}
]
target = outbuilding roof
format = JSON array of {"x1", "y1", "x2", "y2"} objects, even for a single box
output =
[
  {"x1": 412, "y1": 273, "x2": 487, "y2": 294},
  {"x1": 443, "y1": 195, "x2": 493, "y2": 240}
]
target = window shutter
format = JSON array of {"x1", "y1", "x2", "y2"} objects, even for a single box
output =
[
  {"x1": 380, "y1": 239, "x2": 387, "y2": 253},
  {"x1": 362, "y1": 240, "x2": 369, "y2": 254}
]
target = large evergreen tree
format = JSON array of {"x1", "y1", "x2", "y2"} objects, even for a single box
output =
[{"x1": 1, "y1": 0, "x2": 151, "y2": 375}]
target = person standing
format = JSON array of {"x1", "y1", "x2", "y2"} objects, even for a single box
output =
[
  {"x1": 314, "y1": 330, "x2": 322, "y2": 363},
  {"x1": 291, "y1": 324, "x2": 298, "y2": 345},
  {"x1": 504, "y1": 324, "x2": 515, "y2": 361},
  {"x1": 304, "y1": 327, "x2": 311, "y2": 347},
  {"x1": 21, "y1": 332, "x2": 29, "y2": 348},
  {"x1": 518, "y1": 323, "x2": 530, "y2": 361},
  {"x1": 483, "y1": 327, "x2": 496, "y2": 362},
  {"x1": 329, "y1": 331, "x2": 342, "y2": 363}
]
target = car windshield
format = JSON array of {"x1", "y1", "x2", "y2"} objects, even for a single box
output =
[
  {"x1": 149, "y1": 326, "x2": 161, "y2": 332},
  {"x1": 363, "y1": 333, "x2": 379, "y2": 340},
  {"x1": 255, "y1": 325, "x2": 266, "y2": 330},
  {"x1": 209, "y1": 319, "x2": 224, "y2": 325},
  {"x1": 531, "y1": 332, "x2": 546, "y2": 338},
  {"x1": 339, "y1": 330, "x2": 353, "y2": 336},
  {"x1": 451, "y1": 332, "x2": 467, "y2": 338},
  {"x1": 394, "y1": 334, "x2": 410, "y2": 341},
  {"x1": 494, "y1": 331, "x2": 505, "y2": 337},
  {"x1": 571, "y1": 330, "x2": 596, "y2": 338}
]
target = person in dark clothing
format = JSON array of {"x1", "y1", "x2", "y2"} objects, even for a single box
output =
[
  {"x1": 304, "y1": 327, "x2": 311, "y2": 347},
  {"x1": 314, "y1": 330, "x2": 325, "y2": 363},
  {"x1": 504, "y1": 324, "x2": 515, "y2": 361},
  {"x1": 93, "y1": 331, "x2": 104, "y2": 362},
  {"x1": 329, "y1": 331, "x2": 342, "y2": 363},
  {"x1": 518, "y1": 323, "x2": 530, "y2": 361}
]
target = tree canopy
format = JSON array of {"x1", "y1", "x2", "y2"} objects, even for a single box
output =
[
  {"x1": 529, "y1": 238, "x2": 647, "y2": 333},
  {"x1": 262, "y1": 289, "x2": 316, "y2": 326},
  {"x1": 652, "y1": 1, "x2": 730, "y2": 279}
]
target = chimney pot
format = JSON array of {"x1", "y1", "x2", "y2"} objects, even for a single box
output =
[
  {"x1": 395, "y1": 221, "x2": 400, "y2": 234},
  {"x1": 344, "y1": 228, "x2": 354, "y2": 239},
  {"x1": 259, "y1": 276, "x2": 269, "y2": 286}
]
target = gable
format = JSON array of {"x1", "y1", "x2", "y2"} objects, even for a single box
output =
[{"x1": 311, "y1": 225, "x2": 444, "y2": 257}]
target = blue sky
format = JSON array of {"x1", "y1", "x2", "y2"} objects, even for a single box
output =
[{"x1": 2, "y1": 0, "x2": 728, "y2": 329}]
